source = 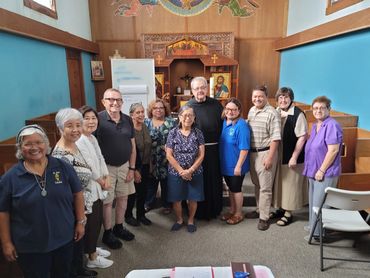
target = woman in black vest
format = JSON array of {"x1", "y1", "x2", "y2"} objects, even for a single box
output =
[{"x1": 273, "y1": 87, "x2": 308, "y2": 226}]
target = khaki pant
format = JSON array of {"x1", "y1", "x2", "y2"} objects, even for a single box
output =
[
  {"x1": 104, "y1": 162, "x2": 135, "y2": 204},
  {"x1": 250, "y1": 150, "x2": 278, "y2": 221}
]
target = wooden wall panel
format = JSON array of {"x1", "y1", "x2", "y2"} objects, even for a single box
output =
[
  {"x1": 238, "y1": 38, "x2": 281, "y2": 116},
  {"x1": 239, "y1": 0, "x2": 288, "y2": 38},
  {"x1": 187, "y1": 7, "x2": 239, "y2": 34},
  {"x1": 89, "y1": 0, "x2": 288, "y2": 113},
  {"x1": 135, "y1": 7, "x2": 187, "y2": 34}
]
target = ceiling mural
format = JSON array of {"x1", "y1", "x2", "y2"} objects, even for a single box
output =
[{"x1": 111, "y1": 0, "x2": 259, "y2": 17}]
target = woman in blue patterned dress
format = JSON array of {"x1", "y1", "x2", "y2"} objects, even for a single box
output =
[
  {"x1": 166, "y1": 105, "x2": 205, "y2": 233},
  {"x1": 144, "y1": 99, "x2": 176, "y2": 214}
]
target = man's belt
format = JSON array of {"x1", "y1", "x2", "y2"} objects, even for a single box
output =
[
  {"x1": 204, "y1": 142, "x2": 218, "y2": 146},
  {"x1": 250, "y1": 146, "x2": 270, "y2": 152}
]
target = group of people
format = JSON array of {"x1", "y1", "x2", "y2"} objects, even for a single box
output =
[
  {"x1": 0, "y1": 75, "x2": 343, "y2": 277},
  {"x1": 245, "y1": 86, "x2": 343, "y2": 236}
]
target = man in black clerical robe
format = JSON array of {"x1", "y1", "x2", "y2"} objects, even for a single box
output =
[{"x1": 187, "y1": 76, "x2": 224, "y2": 220}]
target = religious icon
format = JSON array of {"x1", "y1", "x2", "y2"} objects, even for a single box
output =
[
  {"x1": 155, "y1": 72, "x2": 165, "y2": 98},
  {"x1": 211, "y1": 72, "x2": 231, "y2": 99},
  {"x1": 91, "y1": 61, "x2": 105, "y2": 81}
]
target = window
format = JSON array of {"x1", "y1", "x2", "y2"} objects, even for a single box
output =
[
  {"x1": 24, "y1": 0, "x2": 58, "y2": 19},
  {"x1": 326, "y1": 0, "x2": 363, "y2": 15}
]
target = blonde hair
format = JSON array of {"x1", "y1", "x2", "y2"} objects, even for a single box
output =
[{"x1": 147, "y1": 99, "x2": 171, "y2": 118}]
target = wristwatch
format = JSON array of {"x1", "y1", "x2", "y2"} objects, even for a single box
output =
[{"x1": 76, "y1": 217, "x2": 87, "y2": 226}]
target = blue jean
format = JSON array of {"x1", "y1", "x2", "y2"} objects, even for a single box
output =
[
  {"x1": 308, "y1": 177, "x2": 338, "y2": 237},
  {"x1": 145, "y1": 177, "x2": 170, "y2": 209}
]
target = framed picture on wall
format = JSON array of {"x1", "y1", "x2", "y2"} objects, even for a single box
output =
[
  {"x1": 326, "y1": 0, "x2": 363, "y2": 15},
  {"x1": 91, "y1": 61, "x2": 105, "y2": 81},
  {"x1": 211, "y1": 72, "x2": 231, "y2": 99},
  {"x1": 155, "y1": 72, "x2": 165, "y2": 98}
]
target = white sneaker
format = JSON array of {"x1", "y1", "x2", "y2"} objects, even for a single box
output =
[
  {"x1": 87, "y1": 255, "x2": 113, "y2": 269},
  {"x1": 96, "y1": 247, "x2": 111, "y2": 258}
]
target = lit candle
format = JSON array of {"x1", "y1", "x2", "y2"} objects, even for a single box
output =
[{"x1": 209, "y1": 77, "x2": 214, "y2": 98}]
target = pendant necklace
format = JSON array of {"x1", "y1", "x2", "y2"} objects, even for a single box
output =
[
  {"x1": 24, "y1": 161, "x2": 48, "y2": 197},
  {"x1": 35, "y1": 173, "x2": 47, "y2": 197}
]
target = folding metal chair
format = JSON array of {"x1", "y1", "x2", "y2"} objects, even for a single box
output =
[{"x1": 308, "y1": 187, "x2": 370, "y2": 271}]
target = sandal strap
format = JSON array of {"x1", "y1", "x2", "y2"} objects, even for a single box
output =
[
  {"x1": 276, "y1": 215, "x2": 293, "y2": 226},
  {"x1": 226, "y1": 215, "x2": 244, "y2": 225}
]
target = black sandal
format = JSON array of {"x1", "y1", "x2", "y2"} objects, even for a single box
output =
[
  {"x1": 269, "y1": 209, "x2": 285, "y2": 219},
  {"x1": 276, "y1": 215, "x2": 293, "y2": 226}
]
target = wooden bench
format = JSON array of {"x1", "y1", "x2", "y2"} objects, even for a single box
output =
[
  {"x1": 339, "y1": 128, "x2": 370, "y2": 191},
  {"x1": 305, "y1": 109, "x2": 358, "y2": 129},
  {"x1": 0, "y1": 137, "x2": 17, "y2": 176},
  {"x1": 0, "y1": 113, "x2": 58, "y2": 176},
  {"x1": 268, "y1": 98, "x2": 370, "y2": 191},
  {"x1": 25, "y1": 112, "x2": 58, "y2": 147}
]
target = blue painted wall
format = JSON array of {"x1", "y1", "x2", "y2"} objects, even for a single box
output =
[
  {"x1": 279, "y1": 29, "x2": 370, "y2": 130},
  {"x1": 82, "y1": 52, "x2": 96, "y2": 108},
  {"x1": 0, "y1": 32, "x2": 96, "y2": 141}
]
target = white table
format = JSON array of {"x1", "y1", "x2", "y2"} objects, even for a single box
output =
[{"x1": 126, "y1": 265, "x2": 274, "y2": 278}]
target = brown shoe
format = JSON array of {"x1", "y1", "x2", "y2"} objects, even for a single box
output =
[
  {"x1": 257, "y1": 219, "x2": 270, "y2": 231},
  {"x1": 226, "y1": 215, "x2": 244, "y2": 225},
  {"x1": 245, "y1": 211, "x2": 259, "y2": 219}
]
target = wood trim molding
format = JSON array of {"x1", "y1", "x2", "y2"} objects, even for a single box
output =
[
  {"x1": 23, "y1": 0, "x2": 58, "y2": 19},
  {"x1": 274, "y1": 7, "x2": 370, "y2": 51},
  {"x1": 326, "y1": 0, "x2": 363, "y2": 15},
  {"x1": 0, "y1": 8, "x2": 99, "y2": 54}
]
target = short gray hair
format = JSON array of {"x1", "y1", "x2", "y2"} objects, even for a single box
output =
[
  {"x1": 178, "y1": 105, "x2": 195, "y2": 129},
  {"x1": 55, "y1": 108, "x2": 83, "y2": 131},
  {"x1": 15, "y1": 125, "x2": 51, "y2": 159},
  {"x1": 103, "y1": 88, "x2": 120, "y2": 99},
  {"x1": 129, "y1": 103, "x2": 144, "y2": 115},
  {"x1": 191, "y1": 76, "x2": 207, "y2": 89}
]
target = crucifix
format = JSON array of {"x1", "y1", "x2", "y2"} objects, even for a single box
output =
[
  {"x1": 156, "y1": 54, "x2": 163, "y2": 65},
  {"x1": 211, "y1": 53, "x2": 218, "y2": 64},
  {"x1": 180, "y1": 73, "x2": 193, "y2": 90}
]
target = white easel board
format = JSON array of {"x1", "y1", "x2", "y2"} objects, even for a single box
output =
[{"x1": 111, "y1": 58, "x2": 155, "y2": 115}]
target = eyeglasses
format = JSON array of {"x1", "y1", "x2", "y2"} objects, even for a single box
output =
[
  {"x1": 192, "y1": 86, "x2": 207, "y2": 91},
  {"x1": 23, "y1": 141, "x2": 45, "y2": 148},
  {"x1": 180, "y1": 114, "x2": 195, "y2": 119},
  {"x1": 312, "y1": 106, "x2": 328, "y2": 111},
  {"x1": 104, "y1": 98, "x2": 123, "y2": 104},
  {"x1": 153, "y1": 107, "x2": 165, "y2": 110},
  {"x1": 225, "y1": 108, "x2": 238, "y2": 112}
]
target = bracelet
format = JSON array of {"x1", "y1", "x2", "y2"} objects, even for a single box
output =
[
  {"x1": 318, "y1": 169, "x2": 325, "y2": 174},
  {"x1": 128, "y1": 167, "x2": 135, "y2": 171},
  {"x1": 76, "y1": 217, "x2": 87, "y2": 226}
]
